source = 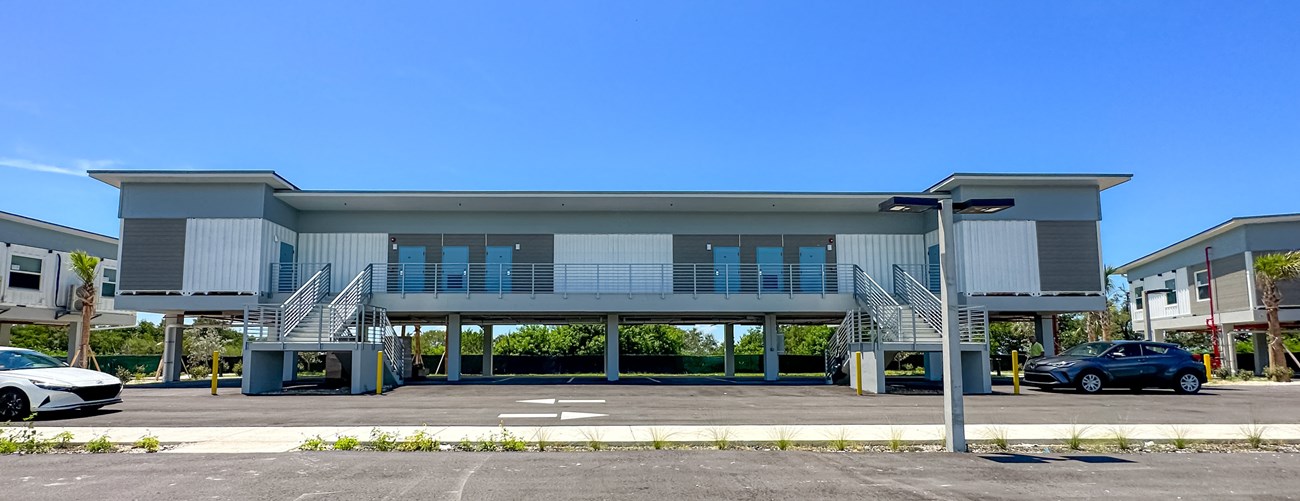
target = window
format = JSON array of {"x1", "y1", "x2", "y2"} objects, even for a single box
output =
[
  {"x1": 1194, "y1": 270, "x2": 1210, "y2": 301},
  {"x1": 1134, "y1": 286, "x2": 1144, "y2": 310},
  {"x1": 0, "y1": 349, "x2": 66, "y2": 370},
  {"x1": 1108, "y1": 343, "x2": 1142, "y2": 359},
  {"x1": 1142, "y1": 343, "x2": 1171, "y2": 356},
  {"x1": 1164, "y1": 279, "x2": 1178, "y2": 305},
  {"x1": 101, "y1": 268, "x2": 117, "y2": 297},
  {"x1": 8, "y1": 255, "x2": 42, "y2": 290}
]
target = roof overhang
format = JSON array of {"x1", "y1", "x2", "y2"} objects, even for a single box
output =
[
  {"x1": 273, "y1": 191, "x2": 948, "y2": 213},
  {"x1": 1116, "y1": 213, "x2": 1300, "y2": 274},
  {"x1": 0, "y1": 211, "x2": 117, "y2": 244},
  {"x1": 927, "y1": 173, "x2": 1132, "y2": 193},
  {"x1": 88, "y1": 170, "x2": 298, "y2": 190}
]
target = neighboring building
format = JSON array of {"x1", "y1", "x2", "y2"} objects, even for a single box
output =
[
  {"x1": 0, "y1": 211, "x2": 136, "y2": 356},
  {"x1": 89, "y1": 170, "x2": 1128, "y2": 394},
  {"x1": 1117, "y1": 213, "x2": 1300, "y2": 375}
]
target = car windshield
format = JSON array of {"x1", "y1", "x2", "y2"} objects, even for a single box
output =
[
  {"x1": 1062, "y1": 342, "x2": 1112, "y2": 357},
  {"x1": 0, "y1": 350, "x2": 67, "y2": 370}
]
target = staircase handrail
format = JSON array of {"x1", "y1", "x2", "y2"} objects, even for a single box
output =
[
  {"x1": 853, "y1": 267, "x2": 904, "y2": 342},
  {"x1": 279, "y1": 264, "x2": 331, "y2": 338},
  {"x1": 892, "y1": 265, "x2": 943, "y2": 333},
  {"x1": 328, "y1": 265, "x2": 374, "y2": 338},
  {"x1": 824, "y1": 309, "x2": 860, "y2": 381}
]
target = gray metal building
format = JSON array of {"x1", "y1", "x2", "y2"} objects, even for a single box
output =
[
  {"x1": 89, "y1": 170, "x2": 1127, "y2": 394},
  {"x1": 0, "y1": 211, "x2": 136, "y2": 354},
  {"x1": 1117, "y1": 213, "x2": 1300, "y2": 375}
]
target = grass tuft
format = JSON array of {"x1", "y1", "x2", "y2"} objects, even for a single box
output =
[
  {"x1": 707, "y1": 426, "x2": 732, "y2": 450},
  {"x1": 1168, "y1": 425, "x2": 1191, "y2": 450},
  {"x1": 1240, "y1": 423, "x2": 1268, "y2": 449},
  {"x1": 648, "y1": 427, "x2": 674, "y2": 450},
  {"x1": 534, "y1": 428, "x2": 552, "y2": 452},
  {"x1": 84, "y1": 435, "x2": 114, "y2": 453},
  {"x1": 1109, "y1": 426, "x2": 1133, "y2": 451},
  {"x1": 1065, "y1": 423, "x2": 1091, "y2": 451},
  {"x1": 580, "y1": 428, "x2": 605, "y2": 451},
  {"x1": 773, "y1": 427, "x2": 795, "y2": 451},
  {"x1": 826, "y1": 427, "x2": 851, "y2": 452},
  {"x1": 985, "y1": 426, "x2": 1009, "y2": 451},
  {"x1": 888, "y1": 427, "x2": 907, "y2": 452}
]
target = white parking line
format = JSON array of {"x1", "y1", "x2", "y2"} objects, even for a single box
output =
[{"x1": 497, "y1": 413, "x2": 558, "y2": 419}]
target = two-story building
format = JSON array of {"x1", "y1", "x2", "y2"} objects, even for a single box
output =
[
  {"x1": 1117, "y1": 213, "x2": 1300, "y2": 375},
  {"x1": 89, "y1": 170, "x2": 1127, "y2": 395},
  {"x1": 0, "y1": 211, "x2": 136, "y2": 356}
]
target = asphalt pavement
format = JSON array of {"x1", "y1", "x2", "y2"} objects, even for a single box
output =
[{"x1": 3, "y1": 450, "x2": 1297, "y2": 500}]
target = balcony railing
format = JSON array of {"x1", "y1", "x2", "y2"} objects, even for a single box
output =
[
  {"x1": 269, "y1": 262, "x2": 332, "y2": 294},
  {"x1": 368, "y1": 263, "x2": 858, "y2": 299}
]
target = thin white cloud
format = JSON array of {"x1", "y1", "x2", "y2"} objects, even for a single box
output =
[{"x1": 0, "y1": 157, "x2": 118, "y2": 176}]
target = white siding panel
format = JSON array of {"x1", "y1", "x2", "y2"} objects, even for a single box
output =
[
  {"x1": 554, "y1": 234, "x2": 672, "y2": 293},
  {"x1": 1, "y1": 244, "x2": 55, "y2": 306},
  {"x1": 924, "y1": 230, "x2": 938, "y2": 249},
  {"x1": 183, "y1": 218, "x2": 262, "y2": 294},
  {"x1": 954, "y1": 221, "x2": 1041, "y2": 294},
  {"x1": 97, "y1": 258, "x2": 119, "y2": 313},
  {"x1": 298, "y1": 233, "x2": 387, "y2": 292},
  {"x1": 259, "y1": 221, "x2": 297, "y2": 292},
  {"x1": 834, "y1": 234, "x2": 926, "y2": 293},
  {"x1": 1143, "y1": 268, "x2": 1191, "y2": 319}
]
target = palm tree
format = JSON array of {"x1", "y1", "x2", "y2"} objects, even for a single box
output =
[
  {"x1": 1099, "y1": 265, "x2": 1120, "y2": 341},
  {"x1": 1254, "y1": 251, "x2": 1300, "y2": 379},
  {"x1": 68, "y1": 250, "x2": 101, "y2": 370}
]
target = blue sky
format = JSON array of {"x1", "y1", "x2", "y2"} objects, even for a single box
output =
[{"x1": 2, "y1": 1, "x2": 1298, "y2": 286}]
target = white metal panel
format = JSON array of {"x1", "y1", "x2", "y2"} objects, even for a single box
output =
[
  {"x1": 553, "y1": 234, "x2": 672, "y2": 293},
  {"x1": 835, "y1": 234, "x2": 926, "y2": 293},
  {"x1": 1144, "y1": 268, "x2": 1191, "y2": 319},
  {"x1": 259, "y1": 221, "x2": 298, "y2": 292},
  {"x1": 183, "y1": 218, "x2": 263, "y2": 294},
  {"x1": 924, "y1": 230, "x2": 938, "y2": 249},
  {"x1": 297, "y1": 233, "x2": 387, "y2": 291},
  {"x1": 954, "y1": 221, "x2": 1041, "y2": 294},
  {"x1": 97, "y1": 258, "x2": 120, "y2": 313},
  {"x1": 0, "y1": 241, "x2": 7, "y2": 304},
  {"x1": 2, "y1": 244, "x2": 54, "y2": 306}
]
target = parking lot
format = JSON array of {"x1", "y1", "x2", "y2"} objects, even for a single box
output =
[{"x1": 31, "y1": 377, "x2": 1300, "y2": 427}]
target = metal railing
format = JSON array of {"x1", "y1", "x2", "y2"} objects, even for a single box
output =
[
  {"x1": 894, "y1": 263, "x2": 940, "y2": 294},
  {"x1": 893, "y1": 265, "x2": 943, "y2": 333},
  {"x1": 957, "y1": 306, "x2": 989, "y2": 343},
  {"x1": 278, "y1": 264, "x2": 331, "y2": 339},
  {"x1": 328, "y1": 265, "x2": 373, "y2": 339},
  {"x1": 370, "y1": 262, "x2": 857, "y2": 299},
  {"x1": 852, "y1": 267, "x2": 907, "y2": 343},
  {"x1": 824, "y1": 309, "x2": 863, "y2": 381},
  {"x1": 269, "y1": 262, "x2": 331, "y2": 294}
]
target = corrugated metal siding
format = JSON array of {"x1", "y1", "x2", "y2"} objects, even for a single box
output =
[
  {"x1": 298, "y1": 233, "x2": 387, "y2": 291},
  {"x1": 259, "y1": 221, "x2": 297, "y2": 293},
  {"x1": 924, "y1": 230, "x2": 938, "y2": 249},
  {"x1": 183, "y1": 218, "x2": 262, "y2": 294},
  {"x1": 1036, "y1": 221, "x2": 1102, "y2": 292},
  {"x1": 97, "y1": 258, "x2": 120, "y2": 312},
  {"x1": 1136, "y1": 270, "x2": 1191, "y2": 319},
  {"x1": 1, "y1": 244, "x2": 54, "y2": 306},
  {"x1": 954, "y1": 221, "x2": 1042, "y2": 294},
  {"x1": 554, "y1": 234, "x2": 672, "y2": 293},
  {"x1": 834, "y1": 234, "x2": 926, "y2": 293},
  {"x1": 120, "y1": 219, "x2": 186, "y2": 291}
]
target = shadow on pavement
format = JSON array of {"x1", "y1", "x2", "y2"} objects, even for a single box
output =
[{"x1": 981, "y1": 453, "x2": 1134, "y2": 464}]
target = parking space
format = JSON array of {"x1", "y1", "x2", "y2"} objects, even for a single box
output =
[{"x1": 29, "y1": 379, "x2": 1300, "y2": 428}]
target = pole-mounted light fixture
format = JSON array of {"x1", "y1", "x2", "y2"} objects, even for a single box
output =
[
  {"x1": 877, "y1": 196, "x2": 941, "y2": 212},
  {"x1": 953, "y1": 198, "x2": 1016, "y2": 214}
]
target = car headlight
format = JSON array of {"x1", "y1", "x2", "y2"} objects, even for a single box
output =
[
  {"x1": 1046, "y1": 361, "x2": 1077, "y2": 368},
  {"x1": 24, "y1": 379, "x2": 76, "y2": 392}
]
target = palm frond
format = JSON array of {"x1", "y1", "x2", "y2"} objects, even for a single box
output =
[
  {"x1": 1255, "y1": 252, "x2": 1300, "y2": 283},
  {"x1": 69, "y1": 250, "x2": 100, "y2": 285}
]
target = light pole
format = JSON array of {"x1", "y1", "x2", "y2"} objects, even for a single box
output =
[
  {"x1": 879, "y1": 196, "x2": 1014, "y2": 452},
  {"x1": 1141, "y1": 288, "x2": 1172, "y2": 342}
]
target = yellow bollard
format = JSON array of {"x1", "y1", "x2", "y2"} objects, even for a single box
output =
[
  {"x1": 377, "y1": 351, "x2": 384, "y2": 395},
  {"x1": 855, "y1": 351, "x2": 863, "y2": 396},
  {"x1": 210, "y1": 351, "x2": 219, "y2": 396},
  {"x1": 1011, "y1": 350, "x2": 1020, "y2": 395},
  {"x1": 1204, "y1": 354, "x2": 1212, "y2": 381}
]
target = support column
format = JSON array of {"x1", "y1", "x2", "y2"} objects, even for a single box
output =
[
  {"x1": 1033, "y1": 314, "x2": 1056, "y2": 356},
  {"x1": 1221, "y1": 327, "x2": 1238, "y2": 373},
  {"x1": 606, "y1": 315, "x2": 619, "y2": 382},
  {"x1": 763, "y1": 314, "x2": 779, "y2": 381},
  {"x1": 283, "y1": 352, "x2": 297, "y2": 382},
  {"x1": 1253, "y1": 332, "x2": 1268, "y2": 376},
  {"x1": 723, "y1": 324, "x2": 735, "y2": 377},
  {"x1": 482, "y1": 325, "x2": 494, "y2": 377},
  {"x1": 446, "y1": 314, "x2": 462, "y2": 382},
  {"x1": 1152, "y1": 329, "x2": 1166, "y2": 343},
  {"x1": 938, "y1": 199, "x2": 966, "y2": 452},
  {"x1": 922, "y1": 352, "x2": 943, "y2": 381},
  {"x1": 66, "y1": 322, "x2": 80, "y2": 364},
  {"x1": 0, "y1": 323, "x2": 11, "y2": 346},
  {"x1": 161, "y1": 314, "x2": 184, "y2": 383}
]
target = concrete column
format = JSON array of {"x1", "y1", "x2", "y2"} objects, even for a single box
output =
[
  {"x1": 161, "y1": 314, "x2": 184, "y2": 383},
  {"x1": 962, "y1": 348, "x2": 993, "y2": 394},
  {"x1": 241, "y1": 349, "x2": 286, "y2": 395},
  {"x1": 606, "y1": 315, "x2": 619, "y2": 382},
  {"x1": 1253, "y1": 332, "x2": 1268, "y2": 376},
  {"x1": 723, "y1": 324, "x2": 735, "y2": 377},
  {"x1": 0, "y1": 323, "x2": 12, "y2": 346},
  {"x1": 923, "y1": 352, "x2": 943, "y2": 381},
  {"x1": 482, "y1": 325, "x2": 494, "y2": 377},
  {"x1": 1033, "y1": 314, "x2": 1057, "y2": 356},
  {"x1": 283, "y1": 352, "x2": 297, "y2": 382},
  {"x1": 763, "y1": 314, "x2": 779, "y2": 381},
  {"x1": 447, "y1": 314, "x2": 462, "y2": 382},
  {"x1": 938, "y1": 200, "x2": 966, "y2": 452},
  {"x1": 1220, "y1": 328, "x2": 1238, "y2": 373},
  {"x1": 850, "y1": 348, "x2": 887, "y2": 394},
  {"x1": 1152, "y1": 329, "x2": 1166, "y2": 343},
  {"x1": 65, "y1": 322, "x2": 80, "y2": 364}
]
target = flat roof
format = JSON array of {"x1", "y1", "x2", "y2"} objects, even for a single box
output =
[
  {"x1": 273, "y1": 191, "x2": 946, "y2": 213},
  {"x1": 88, "y1": 170, "x2": 298, "y2": 190},
  {"x1": 1116, "y1": 213, "x2": 1300, "y2": 274},
  {"x1": 926, "y1": 173, "x2": 1132, "y2": 193},
  {"x1": 0, "y1": 210, "x2": 118, "y2": 244}
]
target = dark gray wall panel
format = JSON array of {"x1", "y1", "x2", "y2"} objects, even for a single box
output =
[
  {"x1": 119, "y1": 219, "x2": 186, "y2": 291},
  {"x1": 1189, "y1": 254, "x2": 1251, "y2": 314},
  {"x1": 121, "y1": 183, "x2": 267, "y2": 219},
  {"x1": 782, "y1": 235, "x2": 837, "y2": 265},
  {"x1": 296, "y1": 211, "x2": 929, "y2": 235},
  {"x1": 1036, "y1": 221, "x2": 1101, "y2": 292},
  {"x1": 951, "y1": 185, "x2": 1101, "y2": 222},
  {"x1": 1246, "y1": 223, "x2": 1300, "y2": 252},
  {"x1": 262, "y1": 186, "x2": 299, "y2": 229},
  {"x1": 0, "y1": 218, "x2": 117, "y2": 258}
]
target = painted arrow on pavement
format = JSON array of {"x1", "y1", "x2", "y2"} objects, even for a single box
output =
[{"x1": 560, "y1": 412, "x2": 607, "y2": 420}]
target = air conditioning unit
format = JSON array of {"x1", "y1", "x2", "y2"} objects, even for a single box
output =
[{"x1": 67, "y1": 284, "x2": 86, "y2": 312}]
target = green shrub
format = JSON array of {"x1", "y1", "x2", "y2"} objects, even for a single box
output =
[
  {"x1": 133, "y1": 435, "x2": 161, "y2": 453},
  {"x1": 398, "y1": 430, "x2": 438, "y2": 452},
  {"x1": 52, "y1": 431, "x2": 75, "y2": 449},
  {"x1": 185, "y1": 365, "x2": 211, "y2": 380},
  {"x1": 299, "y1": 435, "x2": 327, "y2": 451},
  {"x1": 1265, "y1": 365, "x2": 1293, "y2": 383},
  {"x1": 333, "y1": 436, "x2": 360, "y2": 451},
  {"x1": 116, "y1": 366, "x2": 135, "y2": 384},
  {"x1": 0, "y1": 436, "x2": 16, "y2": 454},
  {"x1": 232, "y1": 362, "x2": 243, "y2": 376},
  {"x1": 1212, "y1": 367, "x2": 1233, "y2": 380},
  {"x1": 499, "y1": 428, "x2": 526, "y2": 452},
  {"x1": 370, "y1": 429, "x2": 398, "y2": 452},
  {"x1": 85, "y1": 435, "x2": 114, "y2": 453}
]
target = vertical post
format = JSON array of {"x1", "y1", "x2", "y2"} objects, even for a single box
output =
[
  {"x1": 447, "y1": 313, "x2": 462, "y2": 382},
  {"x1": 855, "y1": 351, "x2": 863, "y2": 396},
  {"x1": 482, "y1": 325, "x2": 494, "y2": 377},
  {"x1": 606, "y1": 314, "x2": 619, "y2": 382},
  {"x1": 763, "y1": 314, "x2": 779, "y2": 381},
  {"x1": 1011, "y1": 350, "x2": 1020, "y2": 395},
  {"x1": 724, "y1": 324, "x2": 735, "y2": 377},
  {"x1": 0, "y1": 323, "x2": 11, "y2": 346},
  {"x1": 938, "y1": 199, "x2": 966, "y2": 452},
  {"x1": 211, "y1": 351, "x2": 220, "y2": 395},
  {"x1": 65, "y1": 321, "x2": 80, "y2": 364},
  {"x1": 1253, "y1": 332, "x2": 1268, "y2": 376},
  {"x1": 161, "y1": 314, "x2": 184, "y2": 383},
  {"x1": 1142, "y1": 291, "x2": 1154, "y2": 341},
  {"x1": 1204, "y1": 354, "x2": 1213, "y2": 381},
  {"x1": 377, "y1": 351, "x2": 384, "y2": 395}
]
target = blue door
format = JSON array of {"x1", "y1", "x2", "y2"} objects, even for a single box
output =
[
  {"x1": 486, "y1": 246, "x2": 513, "y2": 293},
  {"x1": 398, "y1": 246, "x2": 426, "y2": 292},
  {"x1": 799, "y1": 246, "x2": 826, "y2": 293},
  {"x1": 442, "y1": 246, "x2": 469, "y2": 292},
  {"x1": 757, "y1": 247, "x2": 784, "y2": 292},
  {"x1": 277, "y1": 242, "x2": 296, "y2": 292},
  {"x1": 713, "y1": 246, "x2": 740, "y2": 293},
  {"x1": 926, "y1": 244, "x2": 941, "y2": 293}
]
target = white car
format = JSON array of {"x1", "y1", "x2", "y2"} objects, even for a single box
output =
[{"x1": 0, "y1": 347, "x2": 123, "y2": 421}]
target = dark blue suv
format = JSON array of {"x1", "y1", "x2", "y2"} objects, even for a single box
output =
[{"x1": 1022, "y1": 341, "x2": 1206, "y2": 394}]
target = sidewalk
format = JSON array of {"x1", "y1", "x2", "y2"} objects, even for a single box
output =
[{"x1": 9, "y1": 423, "x2": 1298, "y2": 453}]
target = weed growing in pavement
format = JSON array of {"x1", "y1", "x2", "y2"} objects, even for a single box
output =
[
  {"x1": 370, "y1": 429, "x2": 398, "y2": 452},
  {"x1": 580, "y1": 428, "x2": 605, "y2": 451},
  {"x1": 84, "y1": 435, "x2": 114, "y2": 453},
  {"x1": 1241, "y1": 423, "x2": 1268, "y2": 449},
  {"x1": 707, "y1": 426, "x2": 732, "y2": 450},
  {"x1": 648, "y1": 427, "x2": 674, "y2": 450},
  {"x1": 888, "y1": 427, "x2": 908, "y2": 452},
  {"x1": 773, "y1": 427, "x2": 795, "y2": 451},
  {"x1": 1109, "y1": 426, "x2": 1133, "y2": 451},
  {"x1": 1065, "y1": 422, "x2": 1091, "y2": 451},
  {"x1": 398, "y1": 430, "x2": 439, "y2": 452},
  {"x1": 985, "y1": 426, "x2": 1009, "y2": 451},
  {"x1": 534, "y1": 428, "x2": 552, "y2": 452},
  {"x1": 1168, "y1": 426, "x2": 1191, "y2": 450},
  {"x1": 133, "y1": 435, "x2": 160, "y2": 453},
  {"x1": 52, "y1": 431, "x2": 75, "y2": 450},
  {"x1": 299, "y1": 435, "x2": 327, "y2": 451},
  {"x1": 333, "y1": 436, "x2": 360, "y2": 451},
  {"x1": 499, "y1": 428, "x2": 527, "y2": 452},
  {"x1": 458, "y1": 437, "x2": 474, "y2": 451},
  {"x1": 826, "y1": 428, "x2": 851, "y2": 452}
]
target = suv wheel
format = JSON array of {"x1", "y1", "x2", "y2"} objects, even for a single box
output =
[
  {"x1": 1076, "y1": 372, "x2": 1104, "y2": 394},
  {"x1": 0, "y1": 388, "x2": 30, "y2": 421},
  {"x1": 1174, "y1": 372, "x2": 1202, "y2": 394}
]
